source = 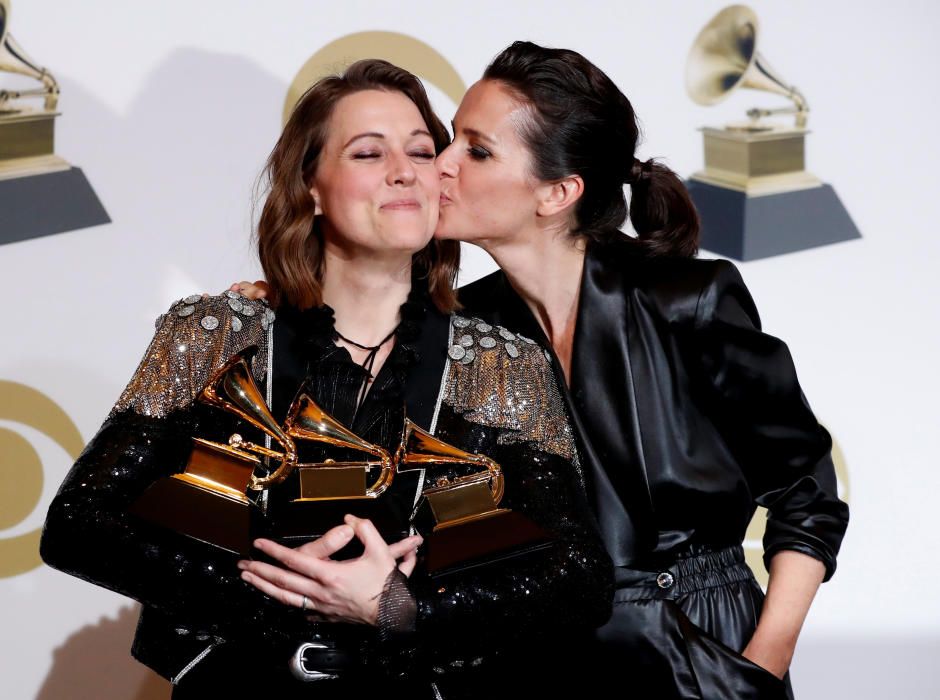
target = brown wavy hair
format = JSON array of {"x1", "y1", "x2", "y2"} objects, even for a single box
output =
[{"x1": 256, "y1": 59, "x2": 460, "y2": 312}]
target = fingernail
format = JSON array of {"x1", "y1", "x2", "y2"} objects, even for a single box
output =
[
  {"x1": 240, "y1": 571, "x2": 252, "y2": 582},
  {"x1": 237, "y1": 560, "x2": 247, "y2": 570},
  {"x1": 253, "y1": 539, "x2": 266, "y2": 550}
]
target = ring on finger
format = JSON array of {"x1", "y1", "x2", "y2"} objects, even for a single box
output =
[{"x1": 301, "y1": 594, "x2": 309, "y2": 611}]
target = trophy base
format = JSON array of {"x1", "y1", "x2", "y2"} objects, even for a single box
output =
[
  {"x1": 130, "y1": 474, "x2": 252, "y2": 556},
  {"x1": 424, "y1": 510, "x2": 553, "y2": 576},
  {"x1": 686, "y1": 180, "x2": 861, "y2": 261},
  {"x1": 0, "y1": 111, "x2": 59, "y2": 163},
  {"x1": 0, "y1": 166, "x2": 110, "y2": 245},
  {"x1": 698, "y1": 126, "x2": 814, "y2": 195},
  {"x1": 296, "y1": 465, "x2": 368, "y2": 500}
]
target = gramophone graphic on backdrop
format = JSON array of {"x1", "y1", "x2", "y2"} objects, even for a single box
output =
[
  {"x1": 685, "y1": 5, "x2": 860, "y2": 261},
  {"x1": 0, "y1": 0, "x2": 109, "y2": 246}
]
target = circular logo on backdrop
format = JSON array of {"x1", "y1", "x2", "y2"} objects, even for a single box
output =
[
  {"x1": 744, "y1": 433, "x2": 850, "y2": 587},
  {"x1": 0, "y1": 381, "x2": 83, "y2": 578},
  {"x1": 283, "y1": 31, "x2": 467, "y2": 125}
]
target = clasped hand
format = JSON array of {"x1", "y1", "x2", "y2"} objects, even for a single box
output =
[{"x1": 238, "y1": 514, "x2": 422, "y2": 626}]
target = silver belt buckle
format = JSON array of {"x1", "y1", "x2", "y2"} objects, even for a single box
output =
[{"x1": 289, "y1": 642, "x2": 340, "y2": 682}]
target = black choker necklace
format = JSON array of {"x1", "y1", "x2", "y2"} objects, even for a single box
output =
[{"x1": 333, "y1": 326, "x2": 398, "y2": 379}]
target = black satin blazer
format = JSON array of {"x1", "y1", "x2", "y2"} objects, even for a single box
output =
[{"x1": 459, "y1": 235, "x2": 849, "y2": 580}]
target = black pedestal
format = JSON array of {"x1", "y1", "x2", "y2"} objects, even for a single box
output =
[
  {"x1": 0, "y1": 167, "x2": 110, "y2": 245},
  {"x1": 686, "y1": 180, "x2": 860, "y2": 261}
]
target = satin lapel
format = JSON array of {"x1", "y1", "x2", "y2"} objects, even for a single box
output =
[
  {"x1": 403, "y1": 305, "x2": 451, "y2": 431},
  {"x1": 571, "y1": 242, "x2": 655, "y2": 557}
]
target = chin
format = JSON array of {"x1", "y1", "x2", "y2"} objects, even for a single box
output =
[
  {"x1": 392, "y1": 231, "x2": 435, "y2": 252},
  {"x1": 433, "y1": 218, "x2": 466, "y2": 242}
]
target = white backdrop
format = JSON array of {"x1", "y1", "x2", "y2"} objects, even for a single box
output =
[{"x1": 2, "y1": 1, "x2": 939, "y2": 697}]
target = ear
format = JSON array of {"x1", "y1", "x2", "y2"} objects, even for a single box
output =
[
  {"x1": 308, "y1": 184, "x2": 323, "y2": 216},
  {"x1": 535, "y1": 175, "x2": 584, "y2": 218}
]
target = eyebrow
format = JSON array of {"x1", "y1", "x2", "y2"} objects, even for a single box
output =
[
  {"x1": 451, "y1": 122, "x2": 497, "y2": 146},
  {"x1": 343, "y1": 129, "x2": 433, "y2": 149}
]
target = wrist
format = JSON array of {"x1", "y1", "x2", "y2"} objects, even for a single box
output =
[
  {"x1": 743, "y1": 631, "x2": 794, "y2": 678},
  {"x1": 376, "y1": 568, "x2": 416, "y2": 641}
]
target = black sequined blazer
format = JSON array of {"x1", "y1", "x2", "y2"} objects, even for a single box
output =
[
  {"x1": 39, "y1": 285, "x2": 612, "y2": 694},
  {"x1": 459, "y1": 235, "x2": 849, "y2": 577}
]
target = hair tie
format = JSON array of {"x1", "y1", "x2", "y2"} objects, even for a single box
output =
[{"x1": 628, "y1": 157, "x2": 654, "y2": 186}]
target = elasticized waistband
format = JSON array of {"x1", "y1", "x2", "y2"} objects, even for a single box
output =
[{"x1": 612, "y1": 544, "x2": 755, "y2": 602}]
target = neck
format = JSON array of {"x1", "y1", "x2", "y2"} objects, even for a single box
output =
[
  {"x1": 320, "y1": 246, "x2": 412, "y2": 345},
  {"x1": 480, "y1": 223, "x2": 585, "y2": 347}
]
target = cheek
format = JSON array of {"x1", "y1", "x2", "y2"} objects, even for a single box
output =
[
  {"x1": 419, "y1": 167, "x2": 440, "y2": 199},
  {"x1": 463, "y1": 167, "x2": 532, "y2": 226},
  {"x1": 319, "y1": 167, "x2": 374, "y2": 210}
]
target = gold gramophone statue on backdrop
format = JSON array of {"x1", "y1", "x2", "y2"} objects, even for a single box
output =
[
  {"x1": 684, "y1": 5, "x2": 859, "y2": 260},
  {"x1": 0, "y1": 0, "x2": 109, "y2": 246},
  {"x1": 130, "y1": 347, "x2": 397, "y2": 555},
  {"x1": 398, "y1": 421, "x2": 551, "y2": 575}
]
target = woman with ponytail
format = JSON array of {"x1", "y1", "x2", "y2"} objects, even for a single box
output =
[{"x1": 436, "y1": 41, "x2": 849, "y2": 699}]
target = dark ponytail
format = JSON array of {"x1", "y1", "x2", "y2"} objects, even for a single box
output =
[
  {"x1": 484, "y1": 41, "x2": 699, "y2": 257},
  {"x1": 627, "y1": 157, "x2": 700, "y2": 257}
]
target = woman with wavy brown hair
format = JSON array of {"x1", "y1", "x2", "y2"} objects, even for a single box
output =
[{"x1": 40, "y1": 58, "x2": 611, "y2": 699}]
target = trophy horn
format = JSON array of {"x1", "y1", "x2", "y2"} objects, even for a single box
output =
[
  {"x1": 398, "y1": 419, "x2": 504, "y2": 504},
  {"x1": 0, "y1": 0, "x2": 60, "y2": 111},
  {"x1": 282, "y1": 392, "x2": 394, "y2": 498},
  {"x1": 685, "y1": 4, "x2": 807, "y2": 128},
  {"x1": 197, "y1": 347, "x2": 298, "y2": 489}
]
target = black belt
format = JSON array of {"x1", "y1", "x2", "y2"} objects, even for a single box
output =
[{"x1": 288, "y1": 641, "x2": 357, "y2": 682}]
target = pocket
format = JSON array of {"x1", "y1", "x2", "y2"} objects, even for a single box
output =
[{"x1": 667, "y1": 600, "x2": 788, "y2": 700}]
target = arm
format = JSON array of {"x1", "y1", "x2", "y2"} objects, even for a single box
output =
[
  {"x1": 39, "y1": 295, "x2": 295, "y2": 641},
  {"x1": 693, "y1": 261, "x2": 849, "y2": 672},
  {"x1": 401, "y1": 327, "x2": 613, "y2": 670},
  {"x1": 742, "y1": 550, "x2": 825, "y2": 678},
  {"x1": 407, "y1": 416, "x2": 613, "y2": 655}
]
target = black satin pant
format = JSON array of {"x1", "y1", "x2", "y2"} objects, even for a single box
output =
[{"x1": 593, "y1": 545, "x2": 794, "y2": 700}]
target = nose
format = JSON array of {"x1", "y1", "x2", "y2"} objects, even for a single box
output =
[
  {"x1": 388, "y1": 151, "x2": 417, "y2": 187},
  {"x1": 436, "y1": 143, "x2": 458, "y2": 179}
]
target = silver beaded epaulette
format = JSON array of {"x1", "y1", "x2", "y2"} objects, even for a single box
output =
[
  {"x1": 443, "y1": 316, "x2": 574, "y2": 461},
  {"x1": 111, "y1": 293, "x2": 273, "y2": 418}
]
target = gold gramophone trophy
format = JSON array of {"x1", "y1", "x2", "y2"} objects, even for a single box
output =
[
  {"x1": 0, "y1": 0, "x2": 108, "y2": 246},
  {"x1": 398, "y1": 420, "x2": 551, "y2": 574},
  {"x1": 684, "y1": 4, "x2": 859, "y2": 260},
  {"x1": 285, "y1": 392, "x2": 394, "y2": 501},
  {"x1": 131, "y1": 347, "x2": 397, "y2": 555}
]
